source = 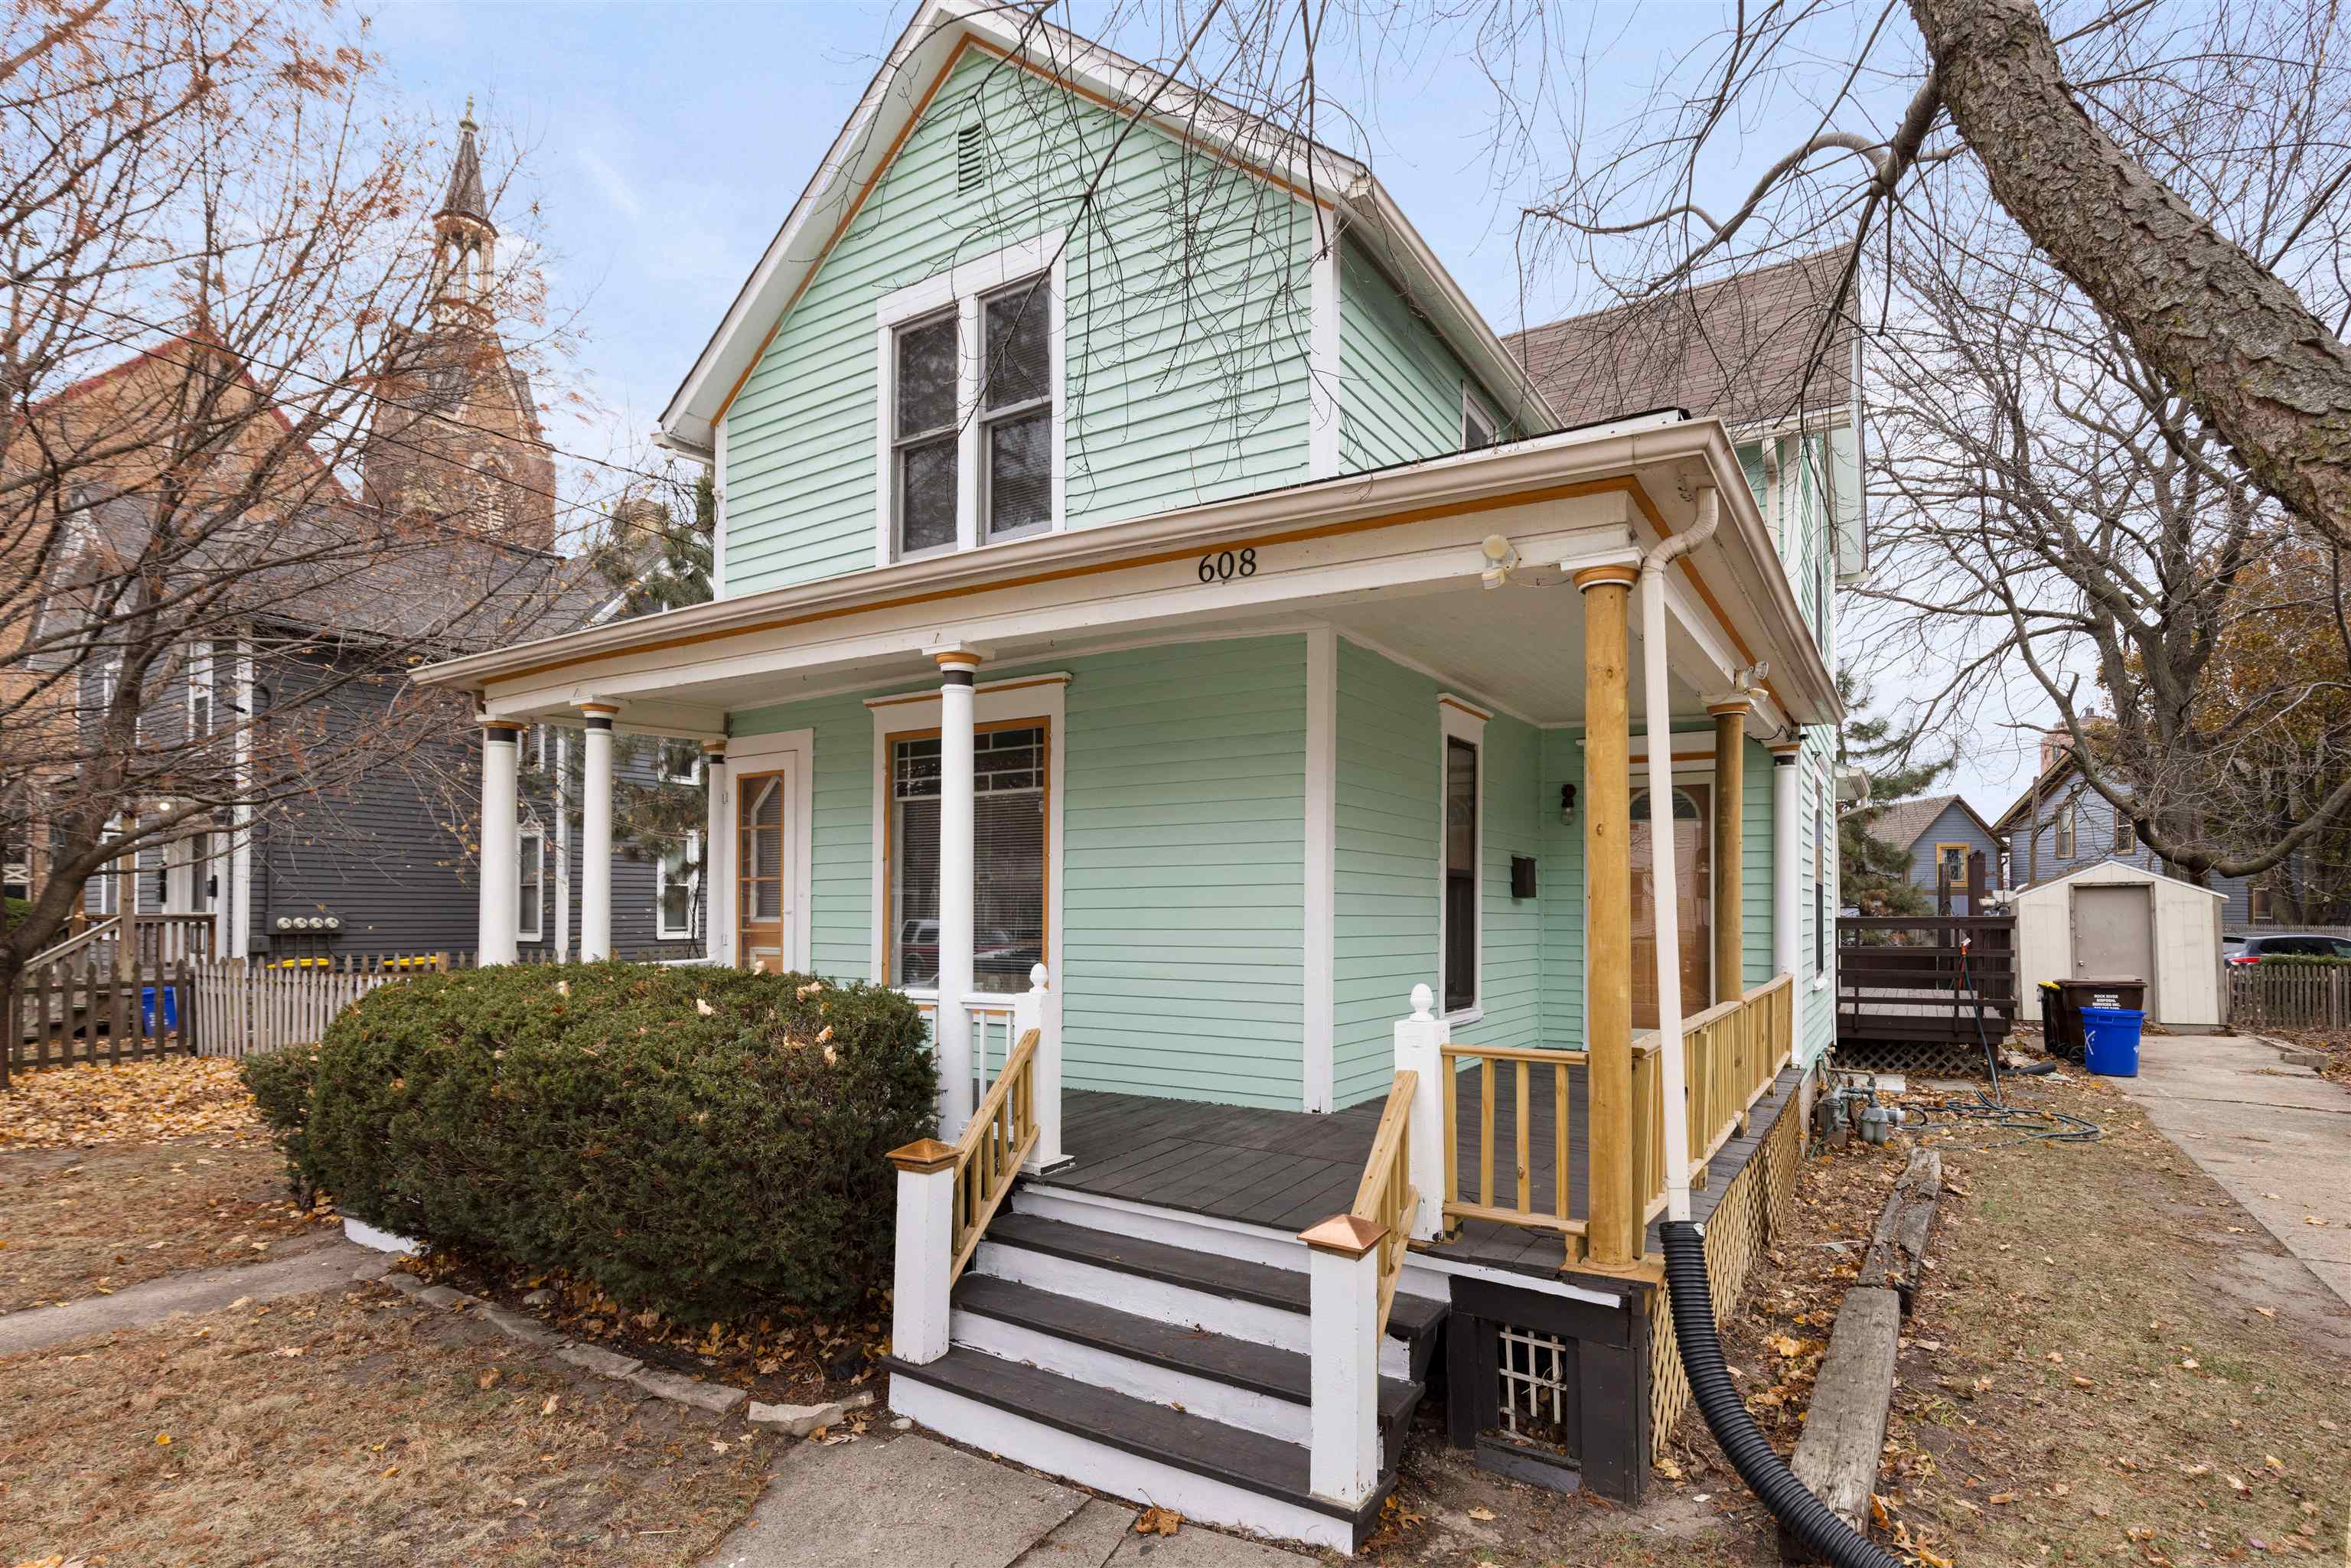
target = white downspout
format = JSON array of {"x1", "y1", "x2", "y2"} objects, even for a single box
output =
[{"x1": 1642, "y1": 485, "x2": 1720, "y2": 1227}]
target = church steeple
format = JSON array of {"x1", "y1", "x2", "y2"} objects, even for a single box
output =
[
  {"x1": 362, "y1": 94, "x2": 556, "y2": 552},
  {"x1": 430, "y1": 99, "x2": 496, "y2": 321}
]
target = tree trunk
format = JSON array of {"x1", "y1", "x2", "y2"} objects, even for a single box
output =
[{"x1": 1909, "y1": 0, "x2": 2351, "y2": 540}]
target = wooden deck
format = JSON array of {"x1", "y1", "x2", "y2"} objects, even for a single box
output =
[{"x1": 1052, "y1": 1058, "x2": 1802, "y2": 1285}]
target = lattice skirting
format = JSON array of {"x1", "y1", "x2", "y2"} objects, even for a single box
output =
[
  {"x1": 1831, "y1": 1038, "x2": 1994, "y2": 1077},
  {"x1": 1647, "y1": 1084, "x2": 1805, "y2": 1460}
]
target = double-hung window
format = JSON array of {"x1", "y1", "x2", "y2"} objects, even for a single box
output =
[
  {"x1": 657, "y1": 833, "x2": 699, "y2": 940},
  {"x1": 1437, "y1": 698, "x2": 1487, "y2": 1018},
  {"x1": 185, "y1": 642, "x2": 212, "y2": 741},
  {"x1": 878, "y1": 234, "x2": 1063, "y2": 563},
  {"x1": 517, "y1": 829, "x2": 544, "y2": 942}
]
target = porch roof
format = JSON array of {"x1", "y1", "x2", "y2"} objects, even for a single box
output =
[{"x1": 412, "y1": 413, "x2": 1843, "y2": 737}]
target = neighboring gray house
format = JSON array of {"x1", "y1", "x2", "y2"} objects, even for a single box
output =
[
  {"x1": 1864, "y1": 793, "x2": 2007, "y2": 898},
  {"x1": 1992, "y1": 747, "x2": 2268, "y2": 927}
]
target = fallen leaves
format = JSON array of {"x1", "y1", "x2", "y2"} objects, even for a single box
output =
[
  {"x1": 0, "y1": 1058, "x2": 262, "y2": 1149},
  {"x1": 1133, "y1": 1506, "x2": 1182, "y2": 1537}
]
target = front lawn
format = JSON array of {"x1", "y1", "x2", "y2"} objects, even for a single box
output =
[{"x1": 0, "y1": 1283, "x2": 775, "y2": 1564}]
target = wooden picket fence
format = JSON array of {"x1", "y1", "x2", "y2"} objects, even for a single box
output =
[
  {"x1": 9, "y1": 952, "x2": 199, "y2": 1071},
  {"x1": 186, "y1": 959, "x2": 408, "y2": 1059},
  {"x1": 2227, "y1": 962, "x2": 2351, "y2": 1030}
]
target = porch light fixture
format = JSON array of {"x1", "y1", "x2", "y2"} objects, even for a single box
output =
[
  {"x1": 1479, "y1": 533, "x2": 1518, "y2": 590},
  {"x1": 1558, "y1": 782, "x2": 1576, "y2": 825}
]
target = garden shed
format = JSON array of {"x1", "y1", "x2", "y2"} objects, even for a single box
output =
[{"x1": 2012, "y1": 859, "x2": 2226, "y2": 1029}]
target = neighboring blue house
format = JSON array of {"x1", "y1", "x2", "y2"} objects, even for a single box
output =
[{"x1": 1862, "y1": 793, "x2": 2006, "y2": 900}]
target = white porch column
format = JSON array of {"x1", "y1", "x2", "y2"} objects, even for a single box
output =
[
  {"x1": 886, "y1": 1138, "x2": 958, "y2": 1364},
  {"x1": 1393, "y1": 983, "x2": 1446, "y2": 1241},
  {"x1": 1299, "y1": 1212, "x2": 1386, "y2": 1508},
  {"x1": 579, "y1": 705, "x2": 617, "y2": 962},
  {"x1": 703, "y1": 740, "x2": 729, "y2": 966},
  {"x1": 1016, "y1": 962, "x2": 1066, "y2": 1171},
  {"x1": 478, "y1": 721, "x2": 523, "y2": 965},
  {"x1": 1772, "y1": 741, "x2": 1805, "y2": 1043},
  {"x1": 934, "y1": 647, "x2": 981, "y2": 1137}
]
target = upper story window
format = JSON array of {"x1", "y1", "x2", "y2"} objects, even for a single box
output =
[
  {"x1": 185, "y1": 641, "x2": 212, "y2": 740},
  {"x1": 2115, "y1": 815, "x2": 2137, "y2": 855},
  {"x1": 1462, "y1": 393, "x2": 1498, "y2": 452},
  {"x1": 2053, "y1": 804, "x2": 2077, "y2": 860},
  {"x1": 876, "y1": 233, "x2": 1065, "y2": 566}
]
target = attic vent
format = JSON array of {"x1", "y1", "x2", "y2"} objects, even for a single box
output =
[{"x1": 956, "y1": 124, "x2": 987, "y2": 193}]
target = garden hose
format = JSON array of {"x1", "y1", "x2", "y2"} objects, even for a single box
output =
[
  {"x1": 1660, "y1": 1220, "x2": 1904, "y2": 1568},
  {"x1": 1904, "y1": 939, "x2": 2103, "y2": 1146}
]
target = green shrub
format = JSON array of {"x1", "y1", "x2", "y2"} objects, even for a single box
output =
[{"x1": 242, "y1": 962, "x2": 936, "y2": 1320}]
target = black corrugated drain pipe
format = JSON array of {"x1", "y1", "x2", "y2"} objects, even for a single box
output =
[{"x1": 1659, "y1": 1219, "x2": 1901, "y2": 1568}]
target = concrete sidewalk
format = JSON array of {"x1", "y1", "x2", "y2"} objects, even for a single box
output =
[
  {"x1": 697, "y1": 1427, "x2": 1318, "y2": 1567},
  {"x1": 2117, "y1": 1032, "x2": 2351, "y2": 1309},
  {"x1": 0, "y1": 1240, "x2": 391, "y2": 1356}
]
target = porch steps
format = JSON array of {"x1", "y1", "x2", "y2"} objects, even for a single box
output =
[{"x1": 888, "y1": 1210, "x2": 1446, "y2": 1553}]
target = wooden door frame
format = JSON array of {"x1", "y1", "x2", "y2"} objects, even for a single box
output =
[{"x1": 715, "y1": 729, "x2": 813, "y2": 973}]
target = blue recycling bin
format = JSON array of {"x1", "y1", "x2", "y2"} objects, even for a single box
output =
[
  {"x1": 140, "y1": 984, "x2": 178, "y2": 1034},
  {"x1": 2079, "y1": 1004, "x2": 2144, "y2": 1077}
]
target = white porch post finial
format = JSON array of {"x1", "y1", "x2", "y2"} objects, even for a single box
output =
[
  {"x1": 934, "y1": 647, "x2": 981, "y2": 1138},
  {"x1": 1394, "y1": 986, "x2": 1445, "y2": 1240},
  {"x1": 478, "y1": 721, "x2": 522, "y2": 966},
  {"x1": 579, "y1": 705, "x2": 618, "y2": 962},
  {"x1": 886, "y1": 1139, "x2": 957, "y2": 1364},
  {"x1": 1018, "y1": 962, "x2": 1066, "y2": 1172}
]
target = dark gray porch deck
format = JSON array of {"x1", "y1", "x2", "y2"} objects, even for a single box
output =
[{"x1": 1048, "y1": 1060, "x2": 1802, "y2": 1286}]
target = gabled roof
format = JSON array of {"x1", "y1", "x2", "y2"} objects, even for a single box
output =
[
  {"x1": 1992, "y1": 749, "x2": 2082, "y2": 833},
  {"x1": 1864, "y1": 793, "x2": 2002, "y2": 856},
  {"x1": 1504, "y1": 252, "x2": 1857, "y2": 434},
  {"x1": 659, "y1": 0, "x2": 1554, "y2": 453}
]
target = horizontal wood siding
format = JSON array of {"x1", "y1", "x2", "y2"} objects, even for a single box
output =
[
  {"x1": 1332, "y1": 638, "x2": 1439, "y2": 1107},
  {"x1": 722, "y1": 49, "x2": 1310, "y2": 598},
  {"x1": 1336, "y1": 236, "x2": 1491, "y2": 471},
  {"x1": 1480, "y1": 712, "x2": 1544, "y2": 1051},
  {"x1": 1539, "y1": 727, "x2": 1588, "y2": 1048},
  {"x1": 729, "y1": 693, "x2": 876, "y2": 978},
  {"x1": 1059, "y1": 637, "x2": 1306, "y2": 1108},
  {"x1": 1902, "y1": 800, "x2": 2007, "y2": 894}
]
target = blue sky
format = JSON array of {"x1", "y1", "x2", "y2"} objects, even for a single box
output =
[{"x1": 363, "y1": 1, "x2": 2043, "y2": 815}]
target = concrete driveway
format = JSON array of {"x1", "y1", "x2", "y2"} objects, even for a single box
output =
[{"x1": 2115, "y1": 1032, "x2": 2351, "y2": 1309}]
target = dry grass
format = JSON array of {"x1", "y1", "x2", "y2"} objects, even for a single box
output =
[
  {"x1": 0, "y1": 1136, "x2": 336, "y2": 1312},
  {"x1": 0, "y1": 1281, "x2": 775, "y2": 1566},
  {"x1": 1362, "y1": 1071, "x2": 2351, "y2": 1566}
]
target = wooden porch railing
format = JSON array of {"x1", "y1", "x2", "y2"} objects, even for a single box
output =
[
  {"x1": 1348, "y1": 1069, "x2": 1417, "y2": 1335},
  {"x1": 947, "y1": 1025, "x2": 1039, "y2": 1283},
  {"x1": 1635, "y1": 972, "x2": 1795, "y2": 1223},
  {"x1": 1438, "y1": 1043, "x2": 1591, "y2": 1266}
]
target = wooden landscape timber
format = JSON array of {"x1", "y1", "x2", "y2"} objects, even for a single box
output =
[{"x1": 1780, "y1": 1146, "x2": 1944, "y2": 1563}]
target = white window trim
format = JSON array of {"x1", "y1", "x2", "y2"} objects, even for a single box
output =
[
  {"x1": 872, "y1": 230, "x2": 1068, "y2": 566},
  {"x1": 185, "y1": 641, "x2": 213, "y2": 740},
  {"x1": 657, "y1": 830, "x2": 701, "y2": 941},
  {"x1": 1461, "y1": 388, "x2": 1498, "y2": 451},
  {"x1": 658, "y1": 741, "x2": 703, "y2": 786},
  {"x1": 517, "y1": 826, "x2": 545, "y2": 943},
  {"x1": 1437, "y1": 693, "x2": 1489, "y2": 1025},
  {"x1": 867, "y1": 676, "x2": 1068, "y2": 999}
]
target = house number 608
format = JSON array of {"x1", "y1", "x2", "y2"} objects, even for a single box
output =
[{"x1": 1196, "y1": 548, "x2": 1257, "y2": 584}]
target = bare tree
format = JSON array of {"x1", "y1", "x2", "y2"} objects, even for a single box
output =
[{"x1": 0, "y1": 0, "x2": 582, "y2": 1077}]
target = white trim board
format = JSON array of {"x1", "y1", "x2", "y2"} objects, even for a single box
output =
[{"x1": 1303, "y1": 626, "x2": 1338, "y2": 1113}]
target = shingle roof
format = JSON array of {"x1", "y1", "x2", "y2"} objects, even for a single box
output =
[
  {"x1": 1860, "y1": 793, "x2": 2008, "y2": 857},
  {"x1": 71, "y1": 494, "x2": 607, "y2": 655},
  {"x1": 1504, "y1": 252, "x2": 1857, "y2": 432}
]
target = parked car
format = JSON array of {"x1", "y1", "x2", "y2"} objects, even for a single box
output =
[{"x1": 2223, "y1": 932, "x2": 2351, "y2": 965}]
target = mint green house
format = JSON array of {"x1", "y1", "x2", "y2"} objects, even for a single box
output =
[{"x1": 416, "y1": 1, "x2": 1857, "y2": 1546}]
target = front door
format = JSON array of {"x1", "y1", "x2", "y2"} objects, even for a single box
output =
[
  {"x1": 1630, "y1": 783, "x2": 1713, "y2": 1030},
  {"x1": 735, "y1": 768, "x2": 794, "y2": 973}
]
